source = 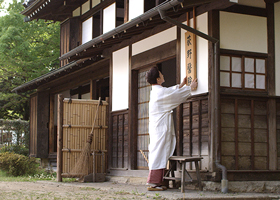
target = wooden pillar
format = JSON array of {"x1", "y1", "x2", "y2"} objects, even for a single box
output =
[
  {"x1": 176, "y1": 26, "x2": 183, "y2": 156},
  {"x1": 266, "y1": 2, "x2": 275, "y2": 96},
  {"x1": 266, "y1": 2, "x2": 277, "y2": 170},
  {"x1": 57, "y1": 94, "x2": 63, "y2": 182},
  {"x1": 208, "y1": 10, "x2": 220, "y2": 172},
  {"x1": 129, "y1": 45, "x2": 138, "y2": 170}
]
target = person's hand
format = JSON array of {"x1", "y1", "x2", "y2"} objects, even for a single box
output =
[
  {"x1": 190, "y1": 78, "x2": 198, "y2": 91},
  {"x1": 179, "y1": 76, "x2": 188, "y2": 88}
]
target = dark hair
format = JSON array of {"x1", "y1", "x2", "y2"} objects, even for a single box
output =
[{"x1": 146, "y1": 66, "x2": 160, "y2": 84}]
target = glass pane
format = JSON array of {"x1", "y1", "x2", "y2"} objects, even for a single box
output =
[
  {"x1": 245, "y1": 58, "x2": 254, "y2": 72},
  {"x1": 220, "y1": 56, "x2": 230, "y2": 71},
  {"x1": 232, "y1": 73, "x2": 242, "y2": 88},
  {"x1": 220, "y1": 72, "x2": 230, "y2": 87},
  {"x1": 138, "y1": 71, "x2": 149, "y2": 87},
  {"x1": 232, "y1": 57, "x2": 241, "y2": 72},
  {"x1": 245, "y1": 74, "x2": 254, "y2": 88},
  {"x1": 138, "y1": 103, "x2": 149, "y2": 119},
  {"x1": 138, "y1": 86, "x2": 150, "y2": 103},
  {"x1": 256, "y1": 59, "x2": 265, "y2": 74},
  {"x1": 256, "y1": 75, "x2": 265, "y2": 89},
  {"x1": 138, "y1": 119, "x2": 149, "y2": 134}
]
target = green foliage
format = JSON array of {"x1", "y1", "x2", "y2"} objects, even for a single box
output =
[
  {"x1": 0, "y1": 119, "x2": 29, "y2": 147},
  {"x1": 0, "y1": 144, "x2": 29, "y2": 156},
  {"x1": 0, "y1": 152, "x2": 38, "y2": 176},
  {"x1": 0, "y1": 0, "x2": 60, "y2": 120}
]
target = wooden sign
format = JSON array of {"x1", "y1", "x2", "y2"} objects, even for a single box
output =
[
  {"x1": 185, "y1": 9, "x2": 197, "y2": 85},
  {"x1": 185, "y1": 31, "x2": 197, "y2": 85}
]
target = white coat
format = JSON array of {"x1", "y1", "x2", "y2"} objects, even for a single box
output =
[{"x1": 148, "y1": 84, "x2": 192, "y2": 170}]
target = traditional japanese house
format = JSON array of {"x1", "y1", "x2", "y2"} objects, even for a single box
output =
[{"x1": 14, "y1": 0, "x2": 280, "y2": 182}]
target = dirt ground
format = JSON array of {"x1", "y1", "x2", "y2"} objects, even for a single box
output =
[
  {"x1": 1, "y1": 180, "x2": 280, "y2": 200},
  {"x1": 0, "y1": 180, "x2": 159, "y2": 200}
]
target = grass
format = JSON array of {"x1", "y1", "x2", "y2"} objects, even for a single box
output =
[{"x1": 0, "y1": 170, "x2": 75, "y2": 182}]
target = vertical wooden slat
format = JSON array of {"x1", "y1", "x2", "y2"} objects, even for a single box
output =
[
  {"x1": 57, "y1": 94, "x2": 63, "y2": 182},
  {"x1": 235, "y1": 99, "x2": 238, "y2": 170},
  {"x1": 268, "y1": 99, "x2": 277, "y2": 170}
]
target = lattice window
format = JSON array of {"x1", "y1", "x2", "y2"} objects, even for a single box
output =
[
  {"x1": 220, "y1": 55, "x2": 266, "y2": 90},
  {"x1": 137, "y1": 70, "x2": 151, "y2": 169}
]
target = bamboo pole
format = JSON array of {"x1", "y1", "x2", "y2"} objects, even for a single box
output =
[{"x1": 57, "y1": 94, "x2": 63, "y2": 182}]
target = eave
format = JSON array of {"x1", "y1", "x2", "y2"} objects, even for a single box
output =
[{"x1": 12, "y1": 58, "x2": 100, "y2": 93}]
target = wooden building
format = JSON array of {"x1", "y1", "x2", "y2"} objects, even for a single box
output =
[{"x1": 14, "y1": 0, "x2": 280, "y2": 181}]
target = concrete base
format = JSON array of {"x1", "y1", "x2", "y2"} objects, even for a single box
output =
[{"x1": 107, "y1": 176, "x2": 280, "y2": 193}]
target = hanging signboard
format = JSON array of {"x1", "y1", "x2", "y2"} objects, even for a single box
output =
[
  {"x1": 185, "y1": 9, "x2": 197, "y2": 85},
  {"x1": 185, "y1": 31, "x2": 196, "y2": 85}
]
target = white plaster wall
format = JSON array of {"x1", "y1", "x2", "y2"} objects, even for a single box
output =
[
  {"x1": 112, "y1": 47, "x2": 129, "y2": 111},
  {"x1": 181, "y1": 13, "x2": 209, "y2": 95},
  {"x1": 132, "y1": 27, "x2": 176, "y2": 56},
  {"x1": 220, "y1": 11, "x2": 267, "y2": 53},
  {"x1": 129, "y1": 0, "x2": 144, "y2": 20},
  {"x1": 82, "y1": 17, "x2": 93, "y2": 44},
  {"x1": 276, "y1": 2, "x2": 280, "y2": 96},
  {"x1": 103, "y1": 3, "x2": 116, "y2": 34}
]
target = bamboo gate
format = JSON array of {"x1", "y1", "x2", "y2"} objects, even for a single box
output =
[{"x1": 57, "y1": 97, "x2": 108, "y2": 179}]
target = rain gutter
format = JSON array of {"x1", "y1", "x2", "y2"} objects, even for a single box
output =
[
  {"x1": 158, "y1": 9, "x2": 228, "y2": 193},
  {"x1": 59, "y1": 0, "x2": 184, "y2": 61}
]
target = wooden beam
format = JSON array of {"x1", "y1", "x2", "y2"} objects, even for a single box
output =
[
  {"x1": 196, "y1": 0, "x2": 236, "y2": 16},
  {"x1": 223, "y1": 4, "x2": 267, "y2": 17}
]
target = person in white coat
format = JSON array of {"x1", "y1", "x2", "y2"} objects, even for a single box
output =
[{"x1": 146, "y1": 66, "x2": 198, "y2": 191}]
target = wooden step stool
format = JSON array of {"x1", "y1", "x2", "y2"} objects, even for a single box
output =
[{"x1": 163, "y1": 156, "x2": 203, "y2": 193}]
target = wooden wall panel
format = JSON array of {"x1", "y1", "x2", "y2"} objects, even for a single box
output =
[
  {"x1": 276, "y1": 100, "x2": 280, "y2": 170},
  {"x1": 221, "y1": 97, "x2": 269, "y2": 170},
  {"x1": 36, "y1": 91, "x2": 50, "y2": 158},
  {"x1": 111, "y1": 110, "x2": 129, "y2": 169},
  {"x1": 182, "y1": 95, "x2": 209, "y2": 170}
]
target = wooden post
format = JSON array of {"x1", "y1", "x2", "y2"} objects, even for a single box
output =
[{"x1": 57, "y1": 94, "x2": 63, "y2": 182}]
